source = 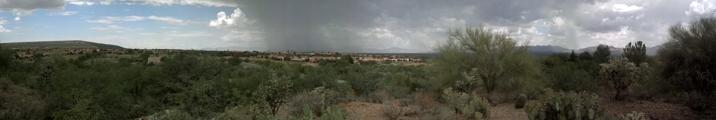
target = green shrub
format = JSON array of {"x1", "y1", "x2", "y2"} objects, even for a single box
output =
[
  {"x1": 52, "y1": 99, "x2": 105, "y2": 120},
  {"x1": 214, "y1": 105, "x2": 272, "y2": 120},
  {"x1": 660, "y1": 17, "x2": 716, "y2": 96},
  {"x1": 143, "y1": 109, "x2": 194, "y2": 120},
  {"x1": 301, "y1": 106, "x2": 346, "y2": 120},
  {"x1": 0, "y1": 83, "x2": 47, "y2": 120},
  {"x1": 525, "y1": 91, "x2": 606, "y2": 120},
  {"x1": 0, "y1": 47, "x2": 10, "y2": 70},
  {"x1": 252, "y1": 75, "x2": 293, "y2": 115},
  {"x1": 441, "y1": 88, "x2": 489, "y2": 120},
  {"x1": 288, "y1": 87, "x2": 339, "y2": 118},
  {"x1": 349, "y1": 77, "x2": 379, "y2": 97}
]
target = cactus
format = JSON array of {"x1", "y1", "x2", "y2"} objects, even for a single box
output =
[
  {"x1": 526, "y1": 91, "x2": 606, "y2": 120},
  {"x1": 619, "y1": 111, "x2": 650, "y2": 120},
  {"x1": 442, "y1": 88, "x2": 490, "y2": 120}
]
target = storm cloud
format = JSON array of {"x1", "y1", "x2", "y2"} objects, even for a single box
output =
[
  {"x1": 2, "y1": 0, "x2": 713, "y2": 52},
  {"x1": 214, "y1": 0, "x2": 716, "y2": 52}
]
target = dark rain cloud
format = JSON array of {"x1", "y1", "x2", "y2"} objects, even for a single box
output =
[{"x1": 232, "y1": 0, "x2": 606, "y2": 52}]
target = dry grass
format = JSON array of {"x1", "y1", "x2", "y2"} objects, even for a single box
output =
[{"x1": 489, "y1": 103, "x2": 528, "y2": 120}]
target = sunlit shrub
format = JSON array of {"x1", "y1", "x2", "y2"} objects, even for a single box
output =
[
  {"x1": 288, "y1": 87, "x2": 339, "y2": 117},
  {"x1": 252, "y1": 75, "x2": 293, "y2": 115},
  {"x1": 301, "y1": 106, "x2": 347, "y2": 120}
]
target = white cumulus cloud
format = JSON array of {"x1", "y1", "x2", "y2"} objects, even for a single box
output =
[
  {"x1": 209, "y1": 8, "x2": 252, "y2": 28},
  {"x1": 148, "y1": 16, "x2": 187, "y2": 25},
  {"x1": 612, "y1": 4, "x2": 644, "y2": 13},
  {"x1": 687, "y1": 0, "x2": 716, "y2": 15},
  {"x1": 66, "y1": 0, "x2": 114, "y2": 6},
  {"x1": 0, "y1": 18, "x2": 11, "y2": 32},
  {"x1": 88, "y1": 15, "x2": 187, "y2": 25},
  {"x1": 66, "y1": 0, "x2": 237, "y2": 7}
]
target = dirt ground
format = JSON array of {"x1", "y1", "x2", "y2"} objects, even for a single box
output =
[
  {"x1": 601, "y1": 99, "x2": 697, "y2": 120},
  {"x1": 338, "y1": 99, "x2": 697, "y2": 120},
  {"x1": 338, "y1": 102, "x2": 528, "y2": 120}
]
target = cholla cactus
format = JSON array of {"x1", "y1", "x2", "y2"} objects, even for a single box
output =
[
  {"x1": 619, "y1": 111, "x2": 650, "y2": 120},
  {"x1": 442, "y1": 88, "x2": 490, "y2": 119},
  {"x1": 599, "y1": 58, "x2": 645, "y2": 100},
  {"x1": 525, "y1": 91, "x2": 605, "y2": 120}
]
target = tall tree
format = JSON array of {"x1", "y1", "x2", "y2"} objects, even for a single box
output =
[
  {"x1": 660, "y1": 17, "x2": 716, "y2": 96},
  {"x1": 593, "y1": 44, "x2": 611, "y2": 63},
  {"x1": 435, "y1": 27, "x2": 541, "y2": 93},
  {"x1": 568, "y1": 50, "x2": 578, "y2": 62},
  {"x1": 578, "y1": 51, "x2": 593, "y2": 61},
  {"x1": 0, "y1": 43, "x2": 9, "y2": 70},
  {"x1": 623, "y1": 41, "x2": 647, "y2": 65}
]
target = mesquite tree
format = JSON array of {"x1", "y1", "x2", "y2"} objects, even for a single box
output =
[{"x1": 435, "y1": 27, "x2": 540, "y2": 94}]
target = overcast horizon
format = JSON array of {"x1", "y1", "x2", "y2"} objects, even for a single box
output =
[{"x1": 1, "y1": 0, "x2": 715, "y2": 52}]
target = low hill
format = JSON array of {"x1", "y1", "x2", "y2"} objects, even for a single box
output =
[
  {"x1": 0, "y1": 40, "x2": 123, "y2": 49},
  {"x1": 577, "y1": 45, "x2": 663, "y2": 56},
  {"x1": 576, "y1": 45, "x2": 624, "y2": 56},
  {"x1": 527, "y1": 45, "x2": 571, "y2": 56}
]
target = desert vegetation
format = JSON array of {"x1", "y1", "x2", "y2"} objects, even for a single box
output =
[{"x1": 2, "y1": 17, "x2": 716, "y2": 120}]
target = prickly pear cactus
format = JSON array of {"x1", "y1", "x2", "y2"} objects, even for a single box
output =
[
  {"x1": 442, "y1": 88, "x2": 490, "y2": 120},
  {"x1": 525, "y1": 90, "x2": 606, "y2": 120}
]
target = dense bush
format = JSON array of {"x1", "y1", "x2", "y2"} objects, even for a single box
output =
[
  {"x1": 593, "y1": 44, "x2": 611, "y2": 63},
  {"x1": 0, "y1": 82, "x2": 47, "y2": 120},
  {"x1": 288, "y1": 87, "x2": 339, "y2": 118},
  {"x1": 441, "y1": 88, "x2": 490, "y2": 120},
  {"x1": 526, "y1": 90, "x2": 606, "y2": 120},
  {"x1": 0, "y1": 47, "x2": 10, "y2": 70},
  {"x1": 252, "y1": 75, "x2": 294, "y2": 115},
  {"x1": 541, "y1": 53, "x2": 600, "y2": 93},
  {"x1": 660, "y1": 17, "x2": 716, "y2": 109}
]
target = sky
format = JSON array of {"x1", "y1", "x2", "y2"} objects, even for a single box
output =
[{"x1": 0, "y1": 0, "x2": 715, "y2": 52}]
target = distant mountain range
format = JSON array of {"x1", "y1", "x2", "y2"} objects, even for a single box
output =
[
  {"x1": 526, "y1": 44, "x2": 664, "y2": 56},
  {"x1": 526, "y1": 45, "x2": 571, "y2": 56},
  {"x1": 0, "y1": 40, "x2": 123, "y2": 49},
  {"x1": 0, "y1": 40, "x2": 665, "y2": 57}
]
